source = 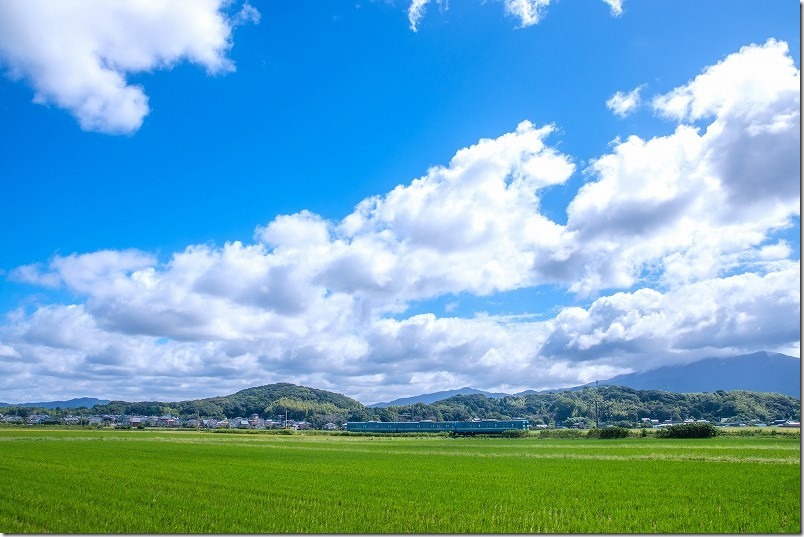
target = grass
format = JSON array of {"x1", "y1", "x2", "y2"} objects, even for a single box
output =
[{"x1": 0, "y1": 428, "x2": 799, "y2": 533}]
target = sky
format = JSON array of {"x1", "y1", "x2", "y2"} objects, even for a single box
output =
[{"x1": 0, "y1": 0, "x2": 799, "y2": 405}]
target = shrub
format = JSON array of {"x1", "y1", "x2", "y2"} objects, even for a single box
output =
[
  {"x1": 501, "y1": 429, "x2": 529, "y2": 438},
  {"x1": 536, "y1": 429, "x2": 588, "y2": 439},
  {"x1": 212, "y1": 428, "x2": 296, "y2": 435},
  {"x1": 613, "y1": 421, "x2": 637, "y2": 429},
  {"x1": 588, "y1": 426, "x2": 630, "y2": 439},
  {"x1": 719, "y1": 427, "x2": 800, "y2": 439},
  {"x1": 655, "y1": 423, "x2": 720, "y2": 438}
]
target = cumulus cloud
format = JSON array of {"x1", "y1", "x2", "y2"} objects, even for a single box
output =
[
  {"x1": 606, "y1": 85, "x2": 643, "y2": 117},
  {"x1": 0, "y1": 0, "x2": 258, "y2": 134},
  {"x1": 563, "y1": 39, "x2": 800, "y2": 295},
  {"x1": 653, "y1": 40, "x2": 800, "y2": 211},
  {"x1": 0, "y1": 39, "x2": 799, "y2": 403},
  {"x1": 333, "y1": 121, "x2": 574, "y2": 303},
  {"x1": 2, "y1": 262, "x2": 798, "y2": 403},
  {"x1": 12, "y1": 250, "x2": 157, "y2": 296},
  {"x1": 652, "y1": 39, "x2": 798, "y2": 124},
  {"x1": 542, "y1": 264, "x2": 800, "y2": 364}
]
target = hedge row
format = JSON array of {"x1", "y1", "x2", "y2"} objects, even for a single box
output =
[{"x1": 655, "y1": 422, "x2": 720, "y2": 438}]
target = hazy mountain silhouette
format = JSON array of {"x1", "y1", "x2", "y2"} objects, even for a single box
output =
[
  {"x1": 370, "y1": 387, "x2": 509, "y2": 408},
  {"x1": 0, "y1": 397, "x2": 111, "y2": 409},
  {"x1": 515, "y1": 352, "x2": 800, "y2": 398},
  {"x1": 390, "y1": 352, "x2": 801, "y2": 404},
  {"x1": 589, "y1": 351, "x2": 799, "y2": 397}
]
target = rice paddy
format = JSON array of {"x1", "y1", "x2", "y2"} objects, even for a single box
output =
[{"x1": 0, "y1": 428, "x2": 799, "y2": 533}]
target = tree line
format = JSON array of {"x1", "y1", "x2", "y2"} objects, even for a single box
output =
[{"x1": 2, "y1": 384, "x2": 799, "y2": 428}]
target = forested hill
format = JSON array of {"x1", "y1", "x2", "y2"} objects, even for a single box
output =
[
  {"x1": 91, "y1": 383, "x2": 363, "y2": 425},
  {"x1": 380, "y1": 386, "x2": 800, "y2": 427},
  {"x1": 4, "y1": 383, "x2": 800, "y2": 428}
]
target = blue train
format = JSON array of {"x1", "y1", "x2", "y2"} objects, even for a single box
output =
[{"x1": 346, "y1": 419, "x2": 529, "y2": 435}]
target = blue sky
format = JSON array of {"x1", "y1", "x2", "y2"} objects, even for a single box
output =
[{"x1": 0, "y1": 0, "x2": 799, "y2": 404}]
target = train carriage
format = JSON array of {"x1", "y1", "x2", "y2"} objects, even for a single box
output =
[{"x1": 346, "y1": 419, "x2": 528, "y2": 435}]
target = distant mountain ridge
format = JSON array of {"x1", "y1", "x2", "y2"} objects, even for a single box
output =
[
  {"x1": 370, "y1": 387, "x2": 509, "y2": 408},
  {"x1": 373, "y1": 351, "x2": 800, "y2": 406},
  {"x1": 589, "y1": 351, "x2": 800, "y2": 398},
  {"x1": 0, "y1": 397, "x2": 111, "y2": 409}
]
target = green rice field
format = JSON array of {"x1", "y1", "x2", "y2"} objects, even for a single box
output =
[{"x1": 0, "y1": 428, "x2": 799, "y2": 533}]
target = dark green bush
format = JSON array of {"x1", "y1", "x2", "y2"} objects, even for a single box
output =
[
  {"x1": 589, "y1": 426, "x2": 630, "y2": 439},
  {"x1": 655, "y1": 422, "x2": 720, "y2": 438},
  {"x1": 501, "y1": 429, "x2": 529, "y2": 438}
]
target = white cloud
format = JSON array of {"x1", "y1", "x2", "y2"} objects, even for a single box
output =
[
  {"x1": 652, "y1": 39, "x2": 798, "y2": 123},
  {"x1": 232, "y1": 3, "x2": 261, "y2": 27},
  {"x1": 0, "y1": 40, "x2": 799, "y2": 404},
  {"x1": 2, "y1": 262, "x2": 798, "y2": 403},
  {"x1": 503, "y1": 0, "x2": 551, "y2": 27},
  {"x1": 563, "y1": 39, "x2": 800, "y2": 295},
  {"x1": 541, "y1": 264, "x2": 800, "y2": 366},
  {"x1": 0, "y1": 343, "x2": 21, "y2": 359},
  {"x1": 408, "y1": 0, "x2": 432, "y2": 31},
  {"x1": 757, "y1": 241, "x2": 792, "y2": 261},
  {"x1": 606, "y1": 85, "x2": 642, "y2": 117},
  {"x1": 324, "y1": 121, "x2": 575, "y2": 308},
  {"x1": 407, "y1": 0, "x2": 621, "y2": 30},
  {"x1": 602, "y1": 0, "x2": 623, "y2": 17},
  {"x1": 13, "y1": 250, "x2": 157, "y2": 297},
  {"x1": 0, "y1": 0, "x2": 258, "y2": 134}
]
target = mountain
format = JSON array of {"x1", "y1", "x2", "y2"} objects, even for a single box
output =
[
  {"x1": 91, "y1": 383, "x2": 367, "y2": 427},
  {"x1": 2, "y1": 378, "x2": 799, "y2": 426},
  {"x1": 393, "y1": 353, "x2": 801, "y2": 404},
  {"x1": 587, "y1": 352, "x2": 800, "y2": 398},
  {"x1": 370, "y1": 387, "x2": 510, "y2": 408},
  {"x1": 426, "y1": 385, "x2": 799, "y2": 425},
  {"x1": 0, "y1": 397, "x2": 111, "y2": 409}
]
